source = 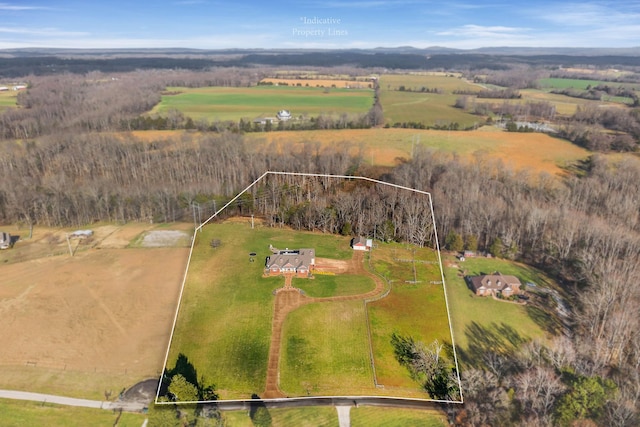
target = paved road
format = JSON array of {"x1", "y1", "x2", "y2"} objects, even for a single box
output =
[{"x1": 0, "y1": 389, "x2": 147, "y2": 412}]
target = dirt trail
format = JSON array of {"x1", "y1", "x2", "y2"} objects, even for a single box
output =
[{"x1": 263, "y1": 251, "x2": 386, "y2": 398}]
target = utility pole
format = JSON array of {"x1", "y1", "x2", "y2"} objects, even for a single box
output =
[
  {"x1": 251, "y1": 214, "x2": 254, "y2": 229},
  {"x1": 66, "y1": 233, "x2": 73, "y2": 257}
]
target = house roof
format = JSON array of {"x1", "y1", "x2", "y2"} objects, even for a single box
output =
[
  {"x1": 468, "y1": 273, "x2": 521, "y2": 293},
  {"x1": 352, "y1": 236, "x2": 368, "y2": 246},
  {"x1": 266, "y1": 248, "x2": 315, "y2": 271}
]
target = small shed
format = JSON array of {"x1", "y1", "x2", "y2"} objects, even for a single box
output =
[
  {"x1": 0, "y1": 232, "x2": 11, "y2": 249},
  {"x1": 351, "y1": 236, "x2": 372, "y2": 251}
]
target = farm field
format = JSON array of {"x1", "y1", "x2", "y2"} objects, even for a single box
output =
[
  {"x1": 0, "y1": 90, "x2": 17, "y2": 111},
  {"x1": 261, "y1": 77, "x2": 373, "y2": 89},
  {"x1": 166, "y1": 218, "x2": 454, "y2": 400},
  {"x1": 379, "y1": 74, "x2": 483, "y2": 127},
  {"x1": 443, "y1": 254, "x2": 562, "y2": 367},
  {"x1": 0, "y1": 223, "x2": 190, "y2": 400},
  {"x1": 149, "y1": 85, "x2": 373, "y2": 121},
  {"x1": 246, "y1": 127, "x2": 591, "y2": 175},
  {"x1": 537, "y1": 77, "x2": 640, "y2": 91}
]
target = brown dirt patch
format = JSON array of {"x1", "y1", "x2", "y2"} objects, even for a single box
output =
[{"x1": 0, "y1": 245, "x2": 188, "y2": 395}]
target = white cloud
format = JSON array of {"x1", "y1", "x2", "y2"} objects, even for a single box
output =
[{"x1": 0, "y1": 3, "x2": 47, "y2": 10}]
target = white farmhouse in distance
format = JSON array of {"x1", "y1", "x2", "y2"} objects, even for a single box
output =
[{"x1": 276, "y1": 110, "x2": 291, "y2": 121}]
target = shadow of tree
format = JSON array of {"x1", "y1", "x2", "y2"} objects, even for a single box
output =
[
  {"x1": 526, "y1": 304, "x2": 562, "y2": 335},
  {"x1": 457, "y1": 321, "x2": 529, "y2": 369},
  {"x1": 159, "y1": 353, "x2": 199, "y2": 398}
]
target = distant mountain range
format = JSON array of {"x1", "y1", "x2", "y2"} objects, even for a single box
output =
[
  {"x1": 1, "y1": 46, "x2": 639, "y2": 57},
  {"x1": 0, "y1": 47, "x2": 638, "y2": 78}
]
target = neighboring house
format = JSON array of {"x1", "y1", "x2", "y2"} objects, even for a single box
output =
[
  {"x1": 0, "y1": 232, "x2": 11, "y2": 249},
  {"x1": 467, "y1": 272, "x2": 521, "y2": 297},
  {"x1": 276, "y1": 110, "x2": 291, "y2": 121},
  {"x1": 253, "y1": 117, "x2": 277, "y2": 125},
  {"x1": 463, "y1": 250, "x2": 477, "y2": 258},
  {"x1": 351, "y1": 236, "x2": 372, "y2": 251},
  {"x1": 265, "y1": 248, "x2": 315, "y2": 277},
  {"x1": 12, "y1": 85, "x2": 26, "y2": 91},
  {"x1": 0, "y1": 86, "x2": 8, "y2": 91}
]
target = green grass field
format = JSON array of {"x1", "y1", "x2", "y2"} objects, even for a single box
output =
[
  {"x1": 166, "y1": 221, "x2": 354, "y2": 399},
  {"x1": 537, "y1": 77, "x2": 640, "y2": 91},
  {"x1": 368, "y1": 243, "x2": 451, "y2": 390},
  {"x1": 443, "y1": 255, "x2": 560, "y2": 367},
  {"x1": 293, "y1": 274, "x2": 376, "y2": 297},
  {"x1": 0, "y1": 399, "x2": 145, "y2": 427},
  {"x1": 280, "y1": 300, "x2": 373, "y2": 396},
  {"x1": 0, "y1": 90, "x2": 18, "y2": 111},
  {"x1": 351, "y1": 406, "x2": 446, "y2": 427},
  {"x1": 151, "y1": 85, "x2": 373, "y2": 121},
  {"x1": 379, "y1": 75, "x2": 483, "y2": 127}
]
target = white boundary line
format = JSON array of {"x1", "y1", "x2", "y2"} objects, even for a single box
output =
[{"x1": 156, "y1": 171, "x2": 464, "y2": 405}]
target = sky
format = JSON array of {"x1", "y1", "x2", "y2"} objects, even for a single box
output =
[{"x1": 0, "y1": 0, "x2": 639, "y2": 50}]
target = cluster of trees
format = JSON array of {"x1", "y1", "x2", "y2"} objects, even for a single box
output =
[
  {"x1": 152, "y1": 354, "x2": 222, "y2": 426},
  {"x1": 391, "y1": 334, "x2": 460, "y2": 401}
]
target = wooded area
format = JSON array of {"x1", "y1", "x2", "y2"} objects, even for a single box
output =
[{"x1": 0, "y1": 65, "x2": 638, "y2": 426}]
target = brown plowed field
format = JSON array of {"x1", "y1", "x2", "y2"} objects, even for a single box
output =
[{"x1": 0, "y1": 224, "x2": 189, "y2": 398}]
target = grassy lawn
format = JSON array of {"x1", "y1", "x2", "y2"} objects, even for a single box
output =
[
  {"x1": 368, "y1": 243, "x2": 451, "y2": 390},
  {"x1": 225, "y1": 406, "x2": 339, "y2": 426},
  {"x1": 0, "y1": 399, "x2": 145, "y2": 427},
  {"x1": 351, "y1": 406, "x2": 447, "y2": 427},
  {"x1": 151, "y1": 85, "x2": 373, "y2": 121},
  {"x1": 293, "y1": 274, "x2": 376, "y2": 297},
  {"x1": 443, "y1": 255, "x2": 559, "y2": 368},
  {"x1": 166, "y1": 221, "x2": 354, "y2": 399},
  {"x1": 279, "y1": 300, "x2": 373, "y2": 396}
]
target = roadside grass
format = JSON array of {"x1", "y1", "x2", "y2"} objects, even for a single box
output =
[
  {"x1": 293, "y1": 274, "x2": 376, "y2": 298},
  {"x1": 0, "y1": 366, "x2": 152, "y2": 401},
  {"x1": 351, "y1": 406, "x2": 447, "y2": 427},
  {"x1": 368, "y1": 243, "x2": 451, "y2": 389},
  {"x1": 166, "y1": 221, "x2": 354, "y2": 399},
  {"x1": 279, "y1": 300, "x2": 373, "y2": 396},
  {"x1": 225, "y1": 406, "x2": 339, "y2": 426},
  {"x1": 0, "y1": 399, "x2": 145, "y2": 427},
  {"x1": 151, "y1": 85, "x2": 373, "y2": 121},
  {"x1": 443, "y1": 255, "x2": 556, "y2": 366}
]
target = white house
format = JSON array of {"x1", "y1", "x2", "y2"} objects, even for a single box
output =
[
  {"x1": 276, "y1": 110, "x2": 291, "y2": 121},
  {"x1": 0, "y1": 232, "x2": 11, "y2": 249}
]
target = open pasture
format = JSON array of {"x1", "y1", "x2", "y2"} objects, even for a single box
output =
[
  {"x1": 537, "y1": 77, "x2": 640, "y2": 91},
  {"x1": 167, "y1": 215, "x2": 455, "y2": 400},
  {"x1": 279, "y1": 300, "x2": 373, "y2": 396},
  {"x1": 165, "y1": 221, "x2": 354, "y2": 399},
  {"x1": 379, "y1": 74, "x2": 482, "y2": 127},
  {"x1": 150, "y1": 85, "x2": 373, "y2": 121},
  {"x1": 0, "y1": 223, "x2": 189, "y2": 399},
  {"x1": 247, "y1": 127, "x2": 590, "y2": 175},
  {"x1": 368, "y1": 243, "x2": 451, "y2": 389}
]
